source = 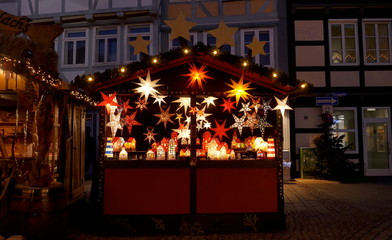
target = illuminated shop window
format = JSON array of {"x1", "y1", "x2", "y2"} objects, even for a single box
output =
[{"x1": 331, "y1": 108, "x2": 358, "y2": 153}]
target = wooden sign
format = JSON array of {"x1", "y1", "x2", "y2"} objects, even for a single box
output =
[{"x1": 0, "y1": 10, "x2": 32, "y2": 33}]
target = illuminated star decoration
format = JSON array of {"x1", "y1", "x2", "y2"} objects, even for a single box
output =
[
  {"x1": 195, "y1": 105, "x2": 212, "y2": 130},
  {"x1": 173, "y1": 97, "x2": 191, "y2": 113},
  {"x1": 182, "y1": 63, "x2": 213, "y2": 90},
  {"x1": 202, "y1": 96, "x2": 218, "y2": 109},
  {"x1": 245, "y1": 112, "x2": 259, "y2": 134},
  {"x1": 152, "y1": 95, "x2": 167, "y2": 107},
  {"x1": 135, "y1": 98, "x2": 149, "y2": 112},
  {"x1": 172, "y1": 123, "x2": 191, "y2": 140},
  {"x1": 165, "y1": 11, "x2": 196, "y2": 41},
  {"x1": 262, "y1": 99, "x2": 272, "y2": 113},
  {"x1": 124, "y1": 111, "x2": 142, "y2": 134},
  {"x1": 134, "y1": 70, "x2": 162, "y2": 101},
  {"x1": 106, "y1": 111, "x2": 123, "y2": 137},
  {"x1": 250, "y1": 97, "x2": 262, "y2": 113},
  {"x1": 175, "y1": 113, "x2": 183, "y2": 123},
  {"x1": 154, "y1": 105, "x2": 175, "y2": 129},
  {"x1": 128, "y1": 34, "x2": 151, "y2": 55},
  {"x1": 273, "y1": 96, "x2": 293, "y2": 116},
  {"x1": 97, "y1": 92, "x2": 120, "y2": 115},
  {"x1": 239, "y1": 102, "x2": 251, "y2": 113},
  {"x1": 257, "y1": 114, "x2": 273, "y2": 138},
  {"x1": 189, "y1": 106, "x2": 198, "y2": 115},
  {"x1": 122, "y1": 99, "x2": 134, "y2": 114},
  {"x1": 210, "y1": 119, "x2": 231, "y2": 141},
  {"x1": 230, "y1": 114, "x2": 248, "y2": 136},
  {"x1": 225, "y1": 74, "x2": 254, "y2": 106},
  {"x1": 208, "y1": 19, "x2": 238, "y2": 47},
  {"x1": 245, "y1": 35, "x2": 267, "y2": 57},
  {"x1": 144, "y1": 127, "x2": 158, "y2": 144},
  {"x1": 220, "y1": 98, "x2": 236, "y2": 114}
]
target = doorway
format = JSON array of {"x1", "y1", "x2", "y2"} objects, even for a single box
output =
[{"x1": 363, "y1": 107, "x2": 392, "y2": 176}]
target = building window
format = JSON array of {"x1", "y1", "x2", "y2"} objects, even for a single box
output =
[
  {"x1": 202, "y1": 33, "x2": 234, "y2": 54},
  {"x1": 329, "y1": 20, "x2": 358, "y2": 65},
  {"x1": 94, "y1": 27, "x2": 119, "y2": 64},
  {"x1": 241, "y1": 28, "x2": 273, "y2": 67},
  {"x1": 169, "y1": 32, "x2": 196, "y2": 49},
  {"x1": 331, "y1": 108, "x2": 358, "y2": 153},
  {"x1": 363, "y1": 20, "x2": 391, "y2": 64},
  {"x1": 63, "y1": 29, "x2": 87, "y2": 66},
  {"x1": 126, "y1": 24, "x2": 152, "y2": 62}
]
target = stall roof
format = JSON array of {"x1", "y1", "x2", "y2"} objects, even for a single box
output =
[{"x1": 96, "y1": 52, "x2": 295, "y2": 96}]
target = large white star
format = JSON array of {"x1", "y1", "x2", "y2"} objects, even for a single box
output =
[
  {"x1": 134, "y1": 70, "x2": 162, "y2": 101},
  {"x1": 172, "y1": 123, "x2": 191, "y2": 140},
  {"x1": 106, "y1": 112, "x2": 122, "y2": 137},
  {"x1": 273, "y1": 96, "x2": 293, "y2": 116},
  {"x1": 202, "y1": 96, "x2": 218, "y2": 109},
  {"x1": 173, "y1": 97, "x2": 191, "y2": 113},
  {"x1": 152, "y1": 95, "x2": 167, "y2": 107}
]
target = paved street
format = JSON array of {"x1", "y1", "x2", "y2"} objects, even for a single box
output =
[{"x1": 67, "y1": 179, "x2": 392, "y2": 240}]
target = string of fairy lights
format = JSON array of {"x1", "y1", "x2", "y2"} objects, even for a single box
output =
[{"x1": 0, "y1": 55, "x2": 97, "y2": 105}]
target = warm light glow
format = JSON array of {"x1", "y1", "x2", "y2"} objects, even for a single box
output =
[
  {"x1": 134, "y1": 70, "x2": 162, "y2": 101},
  {"x1": 182, "y1": 63, "x2": 213, "y2": 90},
  {"x1": 120, "y1": 66, "x2": 127, "y2": 73},
  {"x1": 300, "y1": 83, "x2": 307, "y2": 88},
  {"x1": 212, "y1": 49, "x2": 219, "y2": 55},
  {"x1": 225, "y1": 74, "x2": 254, "y2": 106},
  {"x1": 242, "y1": 61, "x2": 248, "y2": 67},
  {"x1": 183, "y1": 48, "x2": 190, "y2": 54},
  {"x1": 87, "y1": 75, "x2": 94, "y2": 82},
  {"x1": 152, "y1": 57, "x2": 159, "y2": 64},
  {"x1": 272, "y1": 72, "x2": 278, "y2": 78}
]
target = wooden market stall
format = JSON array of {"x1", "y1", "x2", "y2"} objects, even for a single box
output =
[{"x1": 94, "y1": 49, "x2": 299, "y2": 235}]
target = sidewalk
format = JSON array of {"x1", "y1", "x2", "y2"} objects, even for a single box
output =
[{"x1": 67, "y1": 179, "x2": 392, "y2": 240}]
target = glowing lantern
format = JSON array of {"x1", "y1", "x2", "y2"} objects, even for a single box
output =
[
  {"x1": 156, "y1": 145, "x2": 166, "y2": 160},
  {"x1": 124, "y1": 137, "x2": 136, "y2": 151},
  {"x1": 257, "y1": 149, "x2": 265, "y2": 159},
  {"x1": 112, "y1": 137, "x2": 125, "y2": 152},
  {"x1": 105, "y1": 137, "x2": 113, "y2": 158},
  {"x1": 168, "y1": 138, "x2": 177, "y2": 160},
  {"x1": 267, "y1": 138, "x2": 275, "y2": 159},
  {"x1": 119, "y1": 147, "x2": 128, "y2": 160},
  {"x1": 146, "y1": 149, "x2": 155, "y2": 160},
  {"x1": 197, "y1": 149, "x2": 206, "y2": 157}
]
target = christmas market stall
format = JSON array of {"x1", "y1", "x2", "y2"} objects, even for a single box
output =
[
  {"x1": 0, "y1": 10, "x2": 92, "y2": 239},
  {"x1": 91, "y1": 45, "x2": 305, "y2": 235}
]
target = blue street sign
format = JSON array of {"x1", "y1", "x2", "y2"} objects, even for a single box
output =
[{"x1": 316, "y1": 97, "x2": 339, "y2": 106}]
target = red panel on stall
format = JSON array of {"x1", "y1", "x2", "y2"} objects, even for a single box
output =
[
  {"x1": 196, "y1": 168, "x2": 278, "y2": 213},
  {"x1": 104, "y1": 168, "x2": 190, "y2": 215}
]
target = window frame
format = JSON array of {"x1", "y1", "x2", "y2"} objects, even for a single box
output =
[
  {"x1": 362, "y1": 19, "x2": 392, "y2": 65},
  {"x1": 328, "y1": 19, "x2": 359, "y2": 66},
  {"x1": 202, "y1": 32, "x2": 235, "y2": 55},
  {"x1": 93, "y1": 26, "x2": 120, "y2": 66},
  {"x1": 240, "y1": 28, "x2": 274, "y2": 67},
  {"x1": 169, "y1": 32, "x2": 197, "y2": 50},
  {"x1": 124, "y1": 23, "x2": 153, "y2": 63},
  {"x1": 331, "y1": 107, "x2": 358, "y2": 154},
  {"x1": 62, "y1": 28, "x2": 88, "y2": 68}
]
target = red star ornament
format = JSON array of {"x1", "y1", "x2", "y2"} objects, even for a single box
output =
[
  {"x1": 122, "y1": 99, "x2": 134, "y2": 114},
  {"x1": 210, "y1": 119, "x2": 231, "y2": 141},
  {"x1": 124, "y1": 111, "x2": 142, "y2": 135},
  {"x1": 182, "y1": 63, "x2": 213, "y2": 90},
  {"x1": 154, "y1": 105, "x2": 176, "y2": 129},
  {"x1": 220, "y1": 98, "x2": 236, "y2": 113},
  {"x1": 97, "y1": 91, "x2": 120, "y2": 107}
]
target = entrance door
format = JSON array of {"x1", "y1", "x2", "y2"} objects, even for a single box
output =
[{"x1": 363, "y1": 107, "x2": 392, "y2": 176}]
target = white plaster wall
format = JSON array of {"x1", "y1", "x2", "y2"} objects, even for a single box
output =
[
  {"x1": 296, "y1": 71, "x2": 326, "y2": 87},
  {"x1": 295, "y1": 20, "x2": 324, "y2": 41},
  {"x1": 21, "y1": 0, "x2": 33, "y2": 16},
  {"x1": 0, "y1": 3, "x2": 18, "y2": 15},
  {"x1": 38, "y1": 0, "x2": 62, "y2": 14},
  {"x1": 65, "y1": 0, "x2": 89, "y2": 12},
  {"x1": 331, "y1": 71, "x2": 360, "y2": 87},
  {"x1": 295, "y1": 133, "x2": 320, "y2": 154},
  {"x1": 95, "y1": 0, "x2": 109, "y2": 10},
  {"x1": 62, "y1": 71, "x2": 86, "y2": 83},
  {"x1": 141, "y1": 0, "x2": 153, "y2": 6},
  {"x1": 112, "y1": 0, "x2": 138, "y2": 8},
  {"x1": 295, "y1": 108, "x2": 322, "y2": 129},
  {"x1": 365, "y1": 71, "x2": 392, "y2": 86},
  {"x1": 295, "y1": 46, "x2": 325, "y2": 67}
]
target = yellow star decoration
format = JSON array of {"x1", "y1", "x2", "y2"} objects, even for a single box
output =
[
  {"x1": 182, "y1": 63, "x2": 213, "y2": 90},
  {"x1": 165, "y1": 12, "x2": 196, "y2": 41},
  {"x1": 208, "y1": 20, "x2": 238, "y2": 47},
  {"x1": 273, "y1": 96, "x2": 293, "y2": 116},
  {"x1": 246, "y1": 36, "x2": 267, "y2": 57},
  {"x1": 225, "y1": 74, "x2": 254, "y2": 106},
  {"x1": 128, "y1": 34, "x2": 151, "y2": 55}
]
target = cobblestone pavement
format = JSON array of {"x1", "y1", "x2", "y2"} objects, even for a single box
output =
[{"x1": 67, "y1": 179, "x2": 392, "y2": 240}]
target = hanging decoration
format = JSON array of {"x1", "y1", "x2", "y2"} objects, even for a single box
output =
[
  {"x1": 210, "y1": 119, "x2": 231, "y2": 141},
  {"x1": 144, "y1": 127, "x2": 158, "y2": 144},
  {"x1": 97, "y1": 92, "x2": 120, "y2": 115},
  {"x1": 257, "y1": 114, "x2": 273, "y2": 138},
  {"x1": 230, "y1": 113, "x2": 247, "y2": 136},
  {"x1": 182, "y1": 63, "x2": 213, "y2": 90},
  {"x1": 245, "y1": 112, "x2": 259, "y2": 134},
  {"x1": 220, "y1": 98, "x2": 236, "y2": 114},
  {"x1": 121, "y1": 99, "x2": 134, "y2": 114},
  {"x1": 106, "y1": 111, "x2": 123, "y2": 137},
  {"x1": 135, "y1": 98, "x2": 149, "y2": 112},
  {"x1": 173, "y1": 97, "x2": 191, "y2": 113},
  {"x1": 239, "y1": 102, "x2": 251, "y2": 113},
  {"x1": 154, "y1": 105, "x2": 175, "y2": 129},
  {"x1": 124, "y1": 111, "x2": 142, "y2": 135},
  {"x1": 128, "y1": 34, "x2": 151, "y2": 55},
  {"x1": 202, "y1": 96, "x2": 218, "y2": 108},
  {"x1": 245, "y1": 36, "x2": 267, "y2": 57},
  {"x1": 273, "y1": 96, "x2": 293, "y2": 116},
  {"x1": 208, "y1": 20, "x2": 238, "y2": 48},
  {"x1": 134, "y1": 70, "x2": 162, "y2": 101},
  {"x1": 250, "y1": 97, "x2": 262, "y2": 113},
  {"x1": 164, "y1": 11, "x2": 196, "y2": 41},
  {"x1": 225, "y1": 74, "x2": 254, "y2": 106},
  {"x1": 172, "y1": 123, "x2": 191, "y2": 140},
  {"x1": 152, "y1": 95, "x2": 167, "y2": 107}
]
